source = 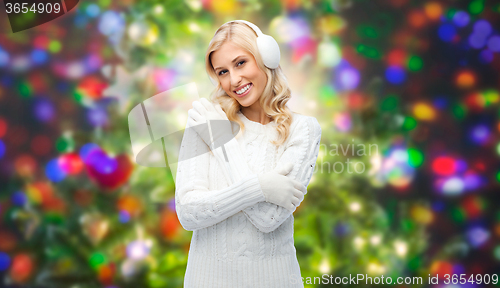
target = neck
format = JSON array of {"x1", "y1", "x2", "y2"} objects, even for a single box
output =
[{"x1": 240, "y1": 106, "x2": 271, "y2": 125}]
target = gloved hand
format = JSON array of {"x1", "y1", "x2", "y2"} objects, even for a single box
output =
[
  {"x1": 257, "y1": 162, "x2": 307, "y2": 212},
  {"x1": 187, "y1": 98, "x2": 235, "y2": 150}
]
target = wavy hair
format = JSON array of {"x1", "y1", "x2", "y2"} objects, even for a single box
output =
[{"x1": 205, "y1": 21, "x2": 293, "y2": 146}]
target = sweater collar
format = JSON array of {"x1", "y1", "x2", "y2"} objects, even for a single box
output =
[{"x1": 236, "y1": 110, "x2": 279, "y2": 140}]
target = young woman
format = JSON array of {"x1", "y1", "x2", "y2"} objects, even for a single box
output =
[{"x1": 175, "y1": 20, "x2": 322, "y2": 288}]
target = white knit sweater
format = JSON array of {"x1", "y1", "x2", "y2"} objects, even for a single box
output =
[{"x1": 175, "y1": 110, "x2": 322, "y2": 288}]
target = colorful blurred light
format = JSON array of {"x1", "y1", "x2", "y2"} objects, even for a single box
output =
[
  {"x1": 86, "y1": 149, "x2": 117, "y2": 174},
  {"x1": 0, "y1": 252, "x2": 10, "y2": 271},
  {"x1": 317, "y1": 40, "x2": 341, "y2": 68},
  {"x1": 411, "y1": 205, "x2": 434, "y2": 224},
  {"x1": 118, "y1": 210, "x2": 130, "y2": 223},
  {"x1": 402, "y1": 116, "x2": 417, "y2": 131},
  {"x1": 469, "y1": 33, "x2": 487, "y2": 49},
  {"x1": 14, "y1": 154, "x2": 37, "y2": 177},
  {"x1": 126, "y1": 240, "x2": 151, "y2": 260},
  {"x1": 408, "y1": 10, "x2": 426, "y2": 28},
  {"x1": 270, "y1": 16, "x2": 310, "y2": 44},
  {"x1": 473, "y1": 19, "x2": 491, "y2": 37},
  {"x1": 337, "y1": 65, "x2": 360, "y2": 90},
  {"x1": 98, "y1": 10, "x2": 125, "y2": 45},
  {"x1": 407, "y1": 148, "x2": 424, "y2": 167},
  {"x1": 30, "y1": 49, "x2": 48, "y2": 65},
  {"x1": 86, "y1": 4, "x2": 100, "y2": 17},
  {"x1": 387, "y1": 49, "x2": 407, "y2": 66},
  {"x1": 117, "y1": 195, "x2": 142, "y2": 217},
  {"x1": 467, "y1": 226, "x2": 489, "y2": 248},
  {"x1": 11, "y1": 191, "x2": 27, "y2": 206},
  {"x1": 438, "y1": 23, "x2": 457, "y2": 42},
  {"x1": 10, "y1": 253, "x2": 33, "y2": 283},
  {"x1": 442, "y1": 177, "x2": 464, "y2": 195},
  {"x1": 407, "y1": 56, "x2": 423, "y2": 71},
  {"x1": 87, "y1": 106, "x2": 109, "y2": 127},
  {"x1": 0, "y1": 48, "x2": 9, "y2": 67},
  {"x1": 45, "y1": 158, "x2": 67, "y2": 182},
  {"x1": 0, "y1": 140, "x2": 5, "y2": 159},
  {"x1": 385, "y1": 66, "x2": 406, "y2": 84},
  {"x1": 469, "y1": 124, "x2": 489, "y2": 144},
  {"x1": 0, "y1": 117, "x2": 7, "y2": 137},
  {"x1": 32, "y1": 97, "x2": 55, "y2": 122},
  {"x1": 469, "y1": 0, "x2": 485, "y2": 15},
  {"x1": 89, "y1": 252, "x2": 107, "y2": 269},
  {"x1": 455, "y1": 70, "x2": 475, "y2": 88},
  {"x1": 432, "y1": 156, "x2": 456, "y2": 176},
  {"x1": 463, "y1": 173, "x2": 481, "y2": 190},
  {"x1": 58, "y1": 153, "x2": 84, "y2": 175},
  {"x1": 80, "y1": 143, "x2": 100, "y2": 162},
  {"x1": 424, "y1": 2, "x2": 442, "y2": 21},
  {"x1": 453, "y1": 11, "x2": 470, "y2": 27},
  {"x1": 413, "y1": 103, "x2": 436, "y2": 121},
  {"x1": 333, "y1": 112, "x2": 351, "y2": 132},
  {"x1": 462, "y1": 196, "x2": 485, "y2": 218},
  {"x1": 487, "y1": 35, "x2": 500, "y2": 52},
  {"x1": 381, "y1": 148, "x2": 416, "y2": 189}
]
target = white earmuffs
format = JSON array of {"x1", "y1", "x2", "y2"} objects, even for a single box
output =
[{"x1": 230, "y1": 20, "x2": 281, "y2": 69}]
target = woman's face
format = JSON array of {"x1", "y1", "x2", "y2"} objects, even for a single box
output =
[{"x1": 210, "y1": 41, "x2": 267, "y2": 108}]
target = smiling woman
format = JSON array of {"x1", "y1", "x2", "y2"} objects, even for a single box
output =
[
  {"x1": 204, "y1": 20, "x2": 295, "y2": 145},
  {"x1": 175, "y1": 20, "x2": 322, "y2": 288}
]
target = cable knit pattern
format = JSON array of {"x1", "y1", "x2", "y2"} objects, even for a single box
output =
[{"x1": 175, "y1": 110, "x2": 322, "y2": 288}]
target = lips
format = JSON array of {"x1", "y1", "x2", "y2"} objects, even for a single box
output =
[{"x1": 234, "y1": 83, "x2": 252, "y2": 97}]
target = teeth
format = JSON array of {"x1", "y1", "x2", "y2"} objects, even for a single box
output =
[{"x1": 236, "y1": 84, "x2": 251, "y2": 95}]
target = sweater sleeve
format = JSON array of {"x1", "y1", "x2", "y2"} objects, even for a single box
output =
[
  {"x1": 211, "y1": 116, "x2": 322, "y2": 233},
  {"x1": 174, "y1": 125, "x2": 266, "y2": 232}
]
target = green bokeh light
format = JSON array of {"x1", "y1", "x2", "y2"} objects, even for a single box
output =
[
  {"x1": 446, "y1": 8, "x2": 457, "y2": 20},
  {"x1": 408, "y1": 148, "x2": 424, "y2": 167},
  {"x1": 49, "y1": 41, "x2": 62, "y2": 53},
  {"x1": 356, "y1": 44, "x2": 381, "y2": 59},
  {"x1": 18, "y1": 82, "x2": 33, "y2": 98},
  {"x1": 469, "y1": 0, "x2": 485, "y2": 15},
  {"x1": 55, "y1": 136, "x2": 75, "y2": 152},
  {"x1": 402, "y1": 116, "x2": 417, "y2": 131},
  {"x1": 380, "y1": 95, "x2": 399, "y2": 111},
  {"x1": 89, "y1": 252, "x2": 107, "y2": 269},
  {"x1": 357, "y1": 25, "x2": 378, "y2": 39},
  {"x1": 451, "y1": 104, "x2": 467, "y2": 120},
  {"x1": 408, "y1": 56, "x2": 423, "y2": 71}
]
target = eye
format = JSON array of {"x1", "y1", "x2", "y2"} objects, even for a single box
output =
[
  {"x1": 218, "y1": 70, "x2": 227, "y2": 76},
  {"x1": 237, "y1": 60, "x2": 245, "y2": 66}
]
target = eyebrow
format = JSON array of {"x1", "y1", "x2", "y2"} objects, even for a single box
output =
[{"x1": 214, "y1": 55, "x2": 246, "y2": 72}]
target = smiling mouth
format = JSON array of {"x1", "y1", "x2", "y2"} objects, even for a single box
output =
[{"x1": 234, "y1": 83, "x2": 252, "y2": 96}]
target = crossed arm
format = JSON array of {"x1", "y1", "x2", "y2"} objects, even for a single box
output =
[
  {"x1": 174, "y1": 116, "x2": 321, "y2": 233},
  {"x1": 211, "y1": 116, "x2": 322, "y2": 233}
]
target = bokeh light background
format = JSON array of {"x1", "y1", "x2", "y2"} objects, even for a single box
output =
[{"x1": 1, "y1": 0, "x2": 500, "y2": 287}]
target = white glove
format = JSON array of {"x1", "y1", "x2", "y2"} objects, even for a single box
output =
[
  {"x1": 257, "y1": 162, "x2": 307, "y2": 212},
  {"x1": 187, "y1": 98, "x2": 235, "y2": 150}
]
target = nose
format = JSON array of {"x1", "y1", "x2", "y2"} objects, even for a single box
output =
[{"x1": 230, "y1": 71, "x2": 242, "y2": 89}]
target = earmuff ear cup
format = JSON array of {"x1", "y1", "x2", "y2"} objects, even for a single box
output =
[
  {"x1": 219, "y1": 20, "x2": 281, "y2": 70},
  {"x1": 256, "y1": 35, "x2": 281, "y2": 69}
]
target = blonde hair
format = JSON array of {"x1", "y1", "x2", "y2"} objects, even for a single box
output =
[{"x1": 205, "y1": 21, "x2": 293, "y2": 146}]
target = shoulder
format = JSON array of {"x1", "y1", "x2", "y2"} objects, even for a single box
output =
[
  {"x1": 290, "y1": 112, "x2": 321, "y2": 135},
  {"x1": 287, "y1": 112, "x2": 322, "y2": 143}
]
